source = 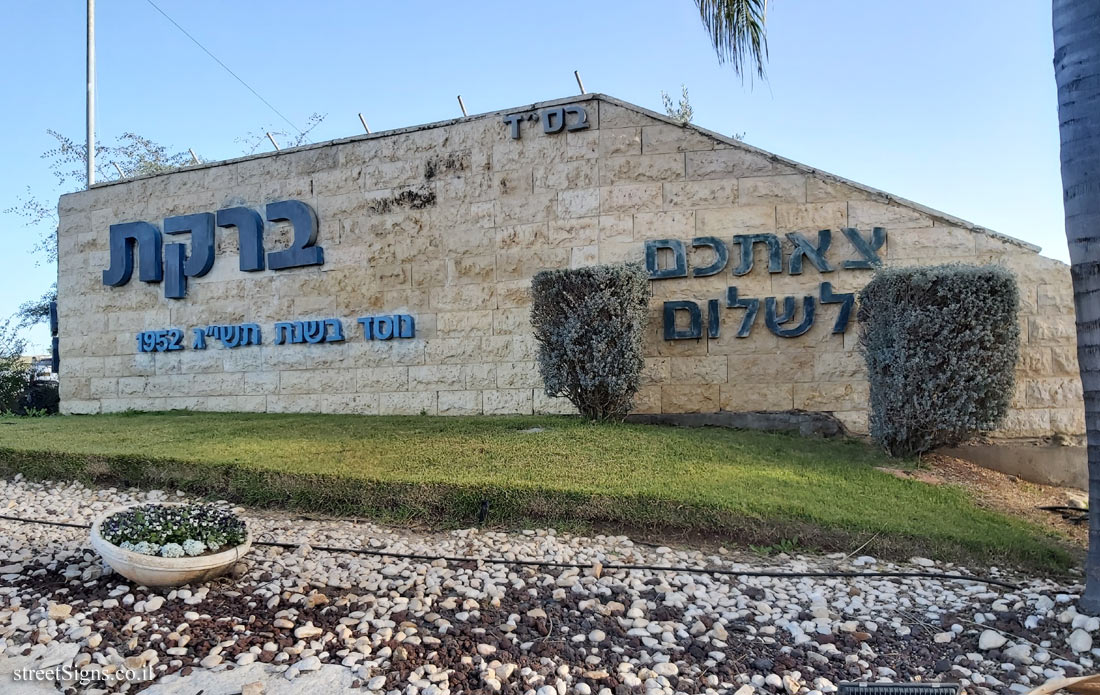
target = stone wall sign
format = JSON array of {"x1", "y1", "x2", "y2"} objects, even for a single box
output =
[
  {"x1": 503, "y1": 105, "x2": 589, "y2": 139},
  {"x1": 134, "y1": 315, "x2": 417, "y2": 353},
  {"x1": 54, "y1": 95, "x2": 1081, "y2": 438},
  {"x1": 102, "y1": 200, "x2": 323, "y2": 299},
  {"x1": 646, "y1": 228, "x2": 886, "y2": 340}
]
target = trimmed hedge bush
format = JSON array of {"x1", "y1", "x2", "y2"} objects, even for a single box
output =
[
  {"x1": 530, "y1": 263, "x2": 651, "y2": 420},
  {"x1": 858, "y1": 264, "x2": 1019, "y2": 457}
]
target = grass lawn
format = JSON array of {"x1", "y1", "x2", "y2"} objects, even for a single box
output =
[{"x1": 0, "y1": 411, "x2": 1076, "y2": 570}]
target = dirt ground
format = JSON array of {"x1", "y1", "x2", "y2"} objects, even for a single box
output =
[{"x1": 878, "y1": 454, "x2": 1088, "y2": 546}]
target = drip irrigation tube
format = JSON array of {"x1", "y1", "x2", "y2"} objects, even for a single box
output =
[{"x1": 0, "y1": 513, "x2": 1022, "y2": 591}]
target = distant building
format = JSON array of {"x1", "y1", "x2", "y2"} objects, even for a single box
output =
[{"x1": 25, "y1": 354, "x2": 57, "y2": 383}]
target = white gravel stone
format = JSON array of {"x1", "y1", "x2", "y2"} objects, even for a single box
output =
[
  {"x1": 294, "y1": 623, "x2": 323, "y2": 640},
  {"x1": 47, "y1": 603, "x2": 72, "y2": 619},
  {"x1": 367, "y1": 675, "x2": 387, "y2": 690},
  {"x1": 1004, "y1": 644, "x2": 1033, "y2": 664},
  {"x1": 652, "y1": 662, "x2": 678, "y2": 677},
  {"x1": 979, "y1": 630, "x2": 1008, "y2": 650},
  {"x1": 297, "y1": 655, "x2": 322, "y2": 672},
  {"x1": 0, "y1": 474, "x2": 1091, "y2": 695},
  {"x1": 1069, "y1": 628, "x2": 1094, "y2": 653}
]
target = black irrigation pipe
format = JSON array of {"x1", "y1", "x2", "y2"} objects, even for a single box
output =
[
  {"x1": 0, "y1": 513, "x2": 1022, "y2": 591},
  {"x1": 1, "y1": 514, "x2": 91, "y2": 530}
]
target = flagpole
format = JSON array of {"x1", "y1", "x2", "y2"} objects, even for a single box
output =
[{"x1": 87, "y1": 0, "x2": 95, "y2": 187}]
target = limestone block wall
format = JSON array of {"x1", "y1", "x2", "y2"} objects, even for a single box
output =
[{"x1": 55, "y1": 95, "x2": 1083, "y2": 439}]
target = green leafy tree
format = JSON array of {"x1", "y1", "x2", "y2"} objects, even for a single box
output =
[
  {"x1": 7, "y1": 113, "x2": 327, "y2": 341},
  {"x1": 5, "y1": 131, "x2": 200, "y2": 334},
  {"x1": 6, "y1": 131, "x2": 197, "y2": 266},
  {"x1": 7, "y1": 113, "x2": 328, "y2": 338},
  {"x1": 15, "y1": 287, "x2": 56, "y2": 332},
  {"x1": 0, "y1": 320, "x2": 28, "y2": 412}
]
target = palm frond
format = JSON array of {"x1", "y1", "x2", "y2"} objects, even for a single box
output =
[{"x1": 694, "y1": 0, "x2": 769, "y2": 80}]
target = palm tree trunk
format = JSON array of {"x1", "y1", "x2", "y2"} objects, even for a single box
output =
[{"x1": 1055, "y1": 0, "x2": 1100, "y2": 613}]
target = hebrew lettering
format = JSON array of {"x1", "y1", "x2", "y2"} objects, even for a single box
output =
[
  {"x1": 765, "y1": 296, "x2": 816, "y2": 338},
  {"x1": 216, "y1": 207, "x2": 266, "y2": 272},
  {"x1": 691, "y1": 236, "x2": 729, "y2": 277},
  {"x1": 726, "y1": 287, "x2": 760, "y2": 338},
  {"x1": 732, "y1": 234, "x2": 783, "y2": 276},
  {"x1": 266, "y1": 200, "x2": 323, "y2": 270},
  {"x1": 820, "y1": 282, "x2": 855, "y2": 334},
  {"x1": 645, "y1": 239, "x2": 688, "y2": 279},
  {"x1": 787, "y1": 229, "x2": 834, "y2": 275},
  {"x1": 842, "y1": 227, "x2": 887, "y2": 269},
  {"x1": 663, "y1": 301, "x2": 702, "y2": 340},
  {"x1": 103, "y1": 222, "x2": 163, "y2": 287}
]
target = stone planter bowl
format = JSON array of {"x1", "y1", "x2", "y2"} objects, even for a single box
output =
[{"x1": 89, "y1": 505, "x2": 251, "y2": 588}]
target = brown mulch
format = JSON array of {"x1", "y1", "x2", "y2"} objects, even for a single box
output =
[{"x1": 877, "y1": 454, "x2": 1088, "y2": 546}]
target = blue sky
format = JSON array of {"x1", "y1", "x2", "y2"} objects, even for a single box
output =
[{"x1": 1, "y1": 0, "x2": 1063, "y2": 353}]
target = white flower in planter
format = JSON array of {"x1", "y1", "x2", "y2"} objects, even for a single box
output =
[
  {"x1": 91, "y1": 503, "x2": 252, "y2": 587},
  {"x1": 132, "y1": 541, "x2": 160, "y2": 556}
]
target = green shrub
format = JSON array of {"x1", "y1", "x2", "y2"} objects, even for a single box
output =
[
  {"x1": 530, "y1": 263, "x2": 651, "y2": 420},
  {"x1": 857, "y1": 264, "x2": 1020, "y2": 457},
  {"x1": 15, "y1": 380, "x2": 59, "y2": 415},
  {"x1": 0, "y1": 321, "x2": 28, "y2": 413}
]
